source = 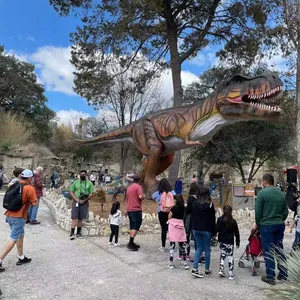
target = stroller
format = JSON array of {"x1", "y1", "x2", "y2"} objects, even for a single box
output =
[{"x1": 238, "y1": 228, "x2": 264, "y2": 276}]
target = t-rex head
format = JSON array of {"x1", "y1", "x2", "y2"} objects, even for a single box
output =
[{"x1": 215, "y1": 73, "x2": 283, "y2": 120}]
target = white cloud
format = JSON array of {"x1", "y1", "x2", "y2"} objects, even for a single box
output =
[
  {"x1": 56, "y1": 109, "x2": 91, "y2": 130},
  {"x1": 30, "y1": 46, "x2": 75, "y2": 95}
]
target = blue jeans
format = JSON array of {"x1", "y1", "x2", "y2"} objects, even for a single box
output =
[
  {"x1": 193, "y1": 230, "x2": 211, "y2": 270},
  {"x1": 292, "y1": 231, "x2": 300, "y2": 250},
  {"x1": 260, "y1": 223, "x2": 287, "y2": 280},
  {"x1": 28, "y1": 197, "x2": 40, "y2": 221}
]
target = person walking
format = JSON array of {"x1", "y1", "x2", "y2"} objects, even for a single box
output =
[
  {"x1": 191, "y1": 186, "x2": 216, "y2": 278},
  {"x1": 69, "y1": 170, "x2": 94, "y2": 240},
  {"x1": 108, "y1": 201, "x2": 122, "y2": 246},
  {"x1": 216, "y1": 205, "x2": 240, "y2": 280},
  {"x1": 0, "y1": 169, "x2": 38, "y2": 272},
  {"x1": 152, "y1": 178, "x2": 176, "y2": 252},
  {"x1": 185, "y1": 182, "x2": 200, "y2": 260},
  {"x1": 255, "y1": 173, "x2": 288, "y2": 285},
  {"x1": 28, "y1": 166, "x2": 43, "y2": 225},
  {"x1": 125, "y1": 176, "x2": 144, "y2": 251},
  {"x1": 167, "y1": 195, "x2": 189, "y2": 270}
]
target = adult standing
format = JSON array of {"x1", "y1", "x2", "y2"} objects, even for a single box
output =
[
  {"x1": 89, "y1": 172, "x2": 96, "y2": 186},
  {"x1": 50, "y1": 171, "x2": 60, "y2": 189},
  {"x1": 69, "y1": 170, "x2": 94, "y2": 240},
  {"x1": 28, "y1": 166, "x2": 43, "y2": 225},
  {"x1": 152, "y1": 178, "x2": 176, "y2": 252},
  {"x1": 125, "y1": 176, "x2": 144, "y2": 251},
  {"x1": 191, "y1": 186, "x2": 216, "y2": 278},
  {"x1": 0, "y1": 169, "x2": 38, "y2": 272},
  {"x1": 255, "y1": 173, "x2": 288, "y2": 285}
]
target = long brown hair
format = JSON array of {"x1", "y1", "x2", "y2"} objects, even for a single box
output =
[
  {"x1": 198, "y1": 186, "x2": 211, "y2": 204},
  {"x1": 222, "y1": 205, "x2": 234, "y2": 228}
]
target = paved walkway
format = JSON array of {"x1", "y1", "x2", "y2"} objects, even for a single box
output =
[{"x1": 0, "y1": 195, "x2": 293, "y2": 300}]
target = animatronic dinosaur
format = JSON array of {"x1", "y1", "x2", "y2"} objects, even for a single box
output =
[{"x1": 74, "y1": 73, "x2": 283, "y2": 193}]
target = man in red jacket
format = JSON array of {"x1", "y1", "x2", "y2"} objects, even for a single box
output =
[{"x1": 28, "y1": 166, "x2": 43, "y2": 225}]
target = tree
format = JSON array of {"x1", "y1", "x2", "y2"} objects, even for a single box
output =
[
  {"x1": 0, "y1": 45, "x2": 55, "y2": 141},
  {"x1": 185, "y1": 67, "x2": 296, "y2": 183},
  {"x1": 50, "y1": 0, "x2": 277, "y2": 183}
]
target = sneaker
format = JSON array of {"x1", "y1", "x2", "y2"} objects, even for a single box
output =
[
  {"x1": 219, "y1": 271, "x2": 226, "y2": 277},
  {"x1": 16, "y1": 256, "x2": 32, "y2": 265},
  {"x1": 70, "y1": 234, "x2": 76, "y2": 240},
  {"x1": 186, "y1": 256, "x2": 190, "y2": 261},
  {"x1": 127, "y1": 243, "x2": 138, "y2": 251},
  {"x1": 191, "y1": 269, "x2": 204, "y2": 278},
  {"x1": 76, "y1": 233, "x2": 84, "y2": 239},
  {"x1": 181, "y1": 262, "x2": 190, "y2": 270},
  {"x1": 0, "y1": 262, "x2": 5, "y2": 272},
  {"x1": 205, "y1": 270, "x2": 212, "y2": 276},
  {"x1": 277, "y1": 274, "x2": 288, "y2": 281},
  {"x1": 159, "y1": 246, "x2": 166, "y2": 252},
  {"x1": 261, "y1": 275, "x2": 275, "y2": 285},
  {"x1": 133, "y1": 243, "x2": 140, "y2": 248},
  {"x1": 30, "y1": 220, "x2": 41, "y2": 225},
  {"x1": 178, "y1": 255, "x2": 183, "y2": 260},
  {"x1": 166, "y1": 261, "x2": 175, "y2": 269},
  {"x1": 229, "y1": 274, "x2": 235, "y2": 280},
  {"x1": 200, "y1": 257, "x2": 205, "y2": 264},
  {"x1": 114, "y1": 243, "x2": 121, "y2": 247},
  {"x1": 108, "y1": 242, "x2": 113, "y2": 245},
  {"x1": 26, "y1": 220, "x2": 30, "y2": 224}
]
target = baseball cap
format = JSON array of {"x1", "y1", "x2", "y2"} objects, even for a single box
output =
[{"x1": 21, "y1": 169, "x2": 34, "y2": 178}]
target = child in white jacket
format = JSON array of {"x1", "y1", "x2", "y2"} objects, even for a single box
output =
[{"x1": 108, "y1": 201, "x2": 122, "y2": 246}]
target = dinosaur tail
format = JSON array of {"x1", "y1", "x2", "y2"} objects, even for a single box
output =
[{"x1": 72, "y1": 124, "x2": 134, "y2": 145}]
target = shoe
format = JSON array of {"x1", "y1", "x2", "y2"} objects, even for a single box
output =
[
  {"x1": 200, "y1": 257, "x2": 205, "y2": 264},
  {"x1": 114, "y1": 243, "x2": 121, "y2": 247},
  {"x1": 26, "y1": 219, "x2": 30, "y2": 224},
  {"x1": 277, "y1": 274, "x2": 288, "y2": 281},
  {"x1": 219, "y1": 271, "x2": 226, "y2": 277},
  {"x1": 181, "y1": 262, "x2": 190, "y2": 270},
  {"x1": 159, "y1": 247, "x2": 166, "y2": 252},
  {"x1": 30, "y1": 220, "x2": 41, "y2": 225},
  {"x1": 16, "y1": 256, "x2": 32, "y2": 265},
  {"x1": 186, "y1": 256, "x2": 190, "y2": 261},
  {"x1": 0, "y1": 262, "x2": 5, "y2": 272},
  {"x1": 205, "y1": 270, "x2": 212, "y2": 276},
  {"x1": 261, "y1": 276, "x2": 275, "y2": 285},
  {"x1": 70, "y1": 234, "x2": 76, "y2": 240},
  {"x1": 127, "y1": 243, "x2": 138, "y2": 251},
  {"x1": 133, "y1": 243, "x2": 140, "y2": 248},
  {"x1": 229, "y1": 274, "x2": 235, "y2": 280},
  {"x1": 178, "y1": 255, "x2": 183, "y2": 260},
  {"x1": 191, "y1": 269, "x2": 204, "y2": 278},
  {"x1": 76, "y1": 233, "x2": 83, "y2": 239},
  {"x1": 166, "y1": 261, "x2": 175, "y2": 269},
  {"x1": 108, "y1": 242, "x2": 113, "y2": 245}
]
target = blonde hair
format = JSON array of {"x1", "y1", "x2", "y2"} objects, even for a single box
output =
[{"x1": 36, "y1": 166, "x2": 43, "y2": 173}]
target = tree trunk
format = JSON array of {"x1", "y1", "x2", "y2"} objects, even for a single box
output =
[
  {"x1": 167, "y1": 22, "x2": 183, "y2": 185},
  {"x1": 119, "y1": 143, "x2": 125, "y2": 175},
  {"x1": 237, "y1": 162, "x2": 246, "y2": 183},
  {"x1": 296, "y1": 3, "x2": 300, "y2": 188}
]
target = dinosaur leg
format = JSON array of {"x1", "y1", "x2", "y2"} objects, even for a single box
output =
[{"x1": 156, "y1": 153, "x2": 175, "y2": 176}]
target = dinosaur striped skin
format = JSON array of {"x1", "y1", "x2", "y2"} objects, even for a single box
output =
[{"x1": 73, "y1": 73, "x2": 283, "y2": 194}]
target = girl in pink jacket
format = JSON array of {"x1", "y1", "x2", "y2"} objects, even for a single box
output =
[{"x1": 167, "y1": 195, "x2": 189, "y2": 270}]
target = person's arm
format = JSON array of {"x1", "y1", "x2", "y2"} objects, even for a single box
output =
[
  {"x1": 282, "y1": 196, "x2": 289, "y2": 221},
  {"x1": 69, "y1": 182, "x2": 80, "y2": 203},
  {"x1": 290, "y1": 219, "x2": 296, "y2": 233},
  {"x1": 255, "y1": 192, "x2": 263, "y2": 227},
  {"x1": 118, "y1": 211, "x2": 123, "y2": 224},
  {"x1": 216, "y1": 217, "x2": 221, "y2": 233},
  {"x1": 28, "y1": 187, "x2": 38, "y2": 207},
  {"x1": 234, "y1": 220, "x2": 240, "y2": 248},
  {"x1": 168, "y1": 211, "x2": 173, "y2": 220},
  {"x1": 138, "y1": 185, "x2": 144, "y2": 200}
]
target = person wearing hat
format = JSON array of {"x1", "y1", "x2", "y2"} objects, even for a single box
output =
[
  {"x1": 0, "y1": 169, "x2": 38, "y2": 272},
  {"x1": 125, "y1": 175, "x2": 144, "y2": 251}
]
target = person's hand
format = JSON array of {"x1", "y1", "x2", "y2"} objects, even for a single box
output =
[
  {"x1": 290, "y1": 228, "x2": 293, "y2": 234},
  {"x1": 124, "y1": 211, "x2": 128, "y2": 217}
]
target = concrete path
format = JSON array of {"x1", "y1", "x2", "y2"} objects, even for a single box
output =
[{"x1": 0, "y1": 195, "x2": 293, "y2": 300}]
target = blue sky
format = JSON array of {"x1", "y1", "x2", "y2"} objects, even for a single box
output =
[{"x1": 0, "y1": 0, "x2": 287, "y2": 124}]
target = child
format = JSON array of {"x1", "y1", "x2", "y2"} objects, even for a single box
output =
[
  {"x1": 216, "y1": 205, "x2": 240, "y2": 280},
  {"x1": 108, "y1": 201, "x2": 122, "y2": 246},
  {"x1": 290, "y1": 204, "x2": 300, "y2": 251},
  {"x1": 167, "y1": 195, "x2": 189, "y2": 270}
]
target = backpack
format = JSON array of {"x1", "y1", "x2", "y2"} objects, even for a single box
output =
[
  {"x1": 3, "y1": 182, "x2": 25, "y2": 211},
  {"x1": 160, "y1": 192, "x2": 174, "y2": 213}
]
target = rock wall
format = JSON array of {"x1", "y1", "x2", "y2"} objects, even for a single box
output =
[{"x1": 42, "y1": 190, "x2": 296, "y2": 237}]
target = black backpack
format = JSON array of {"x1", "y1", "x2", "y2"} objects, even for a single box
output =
[{"x1": 3, "y1": 182, "x2": 25, "y2": 211}]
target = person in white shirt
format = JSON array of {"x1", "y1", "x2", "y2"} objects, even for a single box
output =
[
  {"x1": 108, "y1": 201, "x2": 122, "y2": 246},
  {"x1": 89, "y1": 172, "x2": 96, "y2": 186}
]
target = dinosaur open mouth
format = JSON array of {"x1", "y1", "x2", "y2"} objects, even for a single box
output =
[{"x1": 241, "y1": 86, "x2": 282, "y2": 112}]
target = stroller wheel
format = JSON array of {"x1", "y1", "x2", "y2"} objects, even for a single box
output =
[
  {"x1": 238, "y1": 261, "x2": 244, "y2": 268},
  {"x1": 254, "y1": 261, "x2": 260, "y2": 268}
]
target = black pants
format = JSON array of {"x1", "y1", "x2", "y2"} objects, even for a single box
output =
[
  {"x1": 170, "y1": 242, "x2": 187, "y2": 262},
  {"x1": 109, "y1": 224, "x2": 119, "y2": 243},
  {"x1": 158, "y1": 211, "x2": 169, "y2": 247}
]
